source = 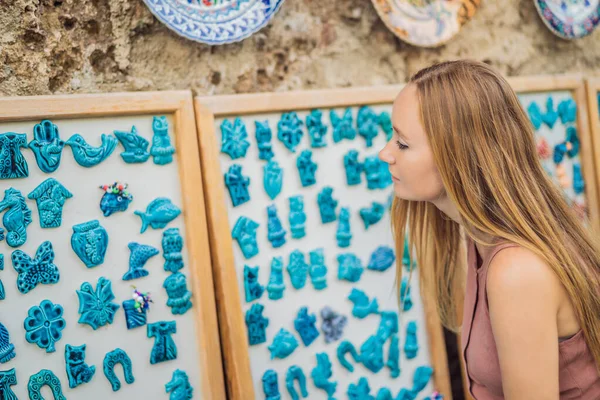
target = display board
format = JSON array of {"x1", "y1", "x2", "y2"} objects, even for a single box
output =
[
  {"x1": 194, "y1": 86, "x2": 451, "y2": 400},
  {"x1": 0, "y1": 92, "x2": 225, "y2": 399},
  {"x1": 585, "y1": 77, "x2": 600, "y2": 206}
]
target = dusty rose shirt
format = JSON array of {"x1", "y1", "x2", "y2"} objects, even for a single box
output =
[{"x1": 461, "y1": 237, "x2": 600, "y2": 399}]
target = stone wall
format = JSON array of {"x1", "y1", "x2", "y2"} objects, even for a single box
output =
[{"x1": 1, "y1": 0, "x2": 600, "y2": 96}]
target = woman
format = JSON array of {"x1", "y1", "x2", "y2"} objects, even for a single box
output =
[{"x1": 378, "y1": 59, "x2": 600, "y2": 399}]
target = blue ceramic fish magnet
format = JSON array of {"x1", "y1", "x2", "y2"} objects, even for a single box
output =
[
  {"x1": 12, "y1": 240, "x2": 60, "y2": 294},
  {"x1": 99, "y1": 182, "x2": 133, "y2": 217},
  {"x1": 65, "y1": 344, "x2": 96, "y2": 388},
  {"x1": 151, "y1": 116, "x2": 176, "y2": 165},
  {"x1": 27, "y1": 178, "x2": 72, "y2": 228},
  {"x1": 77, "y1": 277, "x2": 120, "y2": 330},
  {"x1": 71, "y1": 220, "x2": 109, "y2": 268},
  {"x1": 122, "y1": 242, "x2": 159, "y2": 281},
  {"x1": 0, "y1": 322, "x2": 16, "y2": 363},
  {"x1": 166, "y1": 369, "x2": 194, "y2": 400},
  {"x1": 66, "y1": 133, "x2": 118, "y2": 167},
  {"x1": 0, "y1": 187, "x2": 32, "y2": 248},
  {"x1": 114, "y1": 125, "x2": 150, "y2": 163},
  {"x1": 135, "y1": 197, "x2": 181, "y2": 233},
  {"x1": 0, "y1": 132, "x2": 29, "y2": 179},
  {"x1": 29, "y1": 120, "x2": 65, "y2": 173},
  {"x1": 28, "y1": 369, "x2": 66, "y2": 400},
  {"x1": 103, "y1": 348, "x2": 135, "y2": 392}
]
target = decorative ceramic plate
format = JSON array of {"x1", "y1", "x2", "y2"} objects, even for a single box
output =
[
  {"x1": 533, "y1": 0, "x2": 600, "y2": 39},
  {"x1": 370, "y1": 0, "x2": 480, "y2": 47},
  {"x1": 142, "y1": 0, "x2": 286, "y2": 45}
]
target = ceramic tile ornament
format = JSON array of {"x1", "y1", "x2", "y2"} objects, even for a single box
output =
[
  {"x1": 267, "y1": 256, "x2": 285, "y2": 300},
  {"x1": 294, "y1": 307, "x2": 319, "y2": 346},
  {"x1": 245, "y1": 303, "x2": 269, "y2": 345},
  {"x1": 344, "y1": 150, "x2": 363, "y2": 186},
  {"x1": 151, "y1": 116, "x2": 175, "y2": 165},
  {"x1": 311, "y1": 353, "x2": 337, "y2": 399},
  {"x1": 309, "y1": 248, "x2": 328, "y2": 290},
  {"x1": 103, "y1": 348, "x2": 134, "y2": 392},
  {"x1": 65, "y1": 344, "x2": 96, "y2": 389},
  {"x1": 225, "y1": 164, "x2": 251, "y2": 207},
  {"x1": 360, "y1": 202, "x2": 385, "y2": 229},
  {"x1": 376, "y1": 311, "x2": 398, "y2": 342},
  {"x1": 122, "y1": 286, "x2": 152, "y2": 330},
  {"x1": 402, "y1": 237, "x2": 415, "y2": 272},
  {"x1": 360, "y1": 334, "x2": 385, "y2": 373},
  {"x1": 337, "y1": 340, "x2": 360, "y2": 372},
  {"x1": 558, "y1": 98, "x2": 577, "y2": 124},
  {"x1": 286, "y1": 365, "x2": 309, "y2": 400},
  {"x1": 330, "y1": 108, "x2": 356, "y2": 142},
  {"x1": 255, "y1": 120, "x2": 274, "y2": 161},
  {"x1": 296, "y1": 149, "x2": 318, "y2": 187},
  {"x1": 379, "y1": 111, "x2": 393, "y2": 141},
  {"x1": 267, "y1": 204, "x2": 286, "y2": 248},
  {"x1": 98, "y1": 182, "x2": 133, "y2": 217},
  {"x1": 268, "y1": 328, "x2": 298, "y2": 360},
  {"x1": 336, "y1": 207, "x2": 352, "y2": 247},
  {"x1": 0, "y1": 228, "x2": 3, "y2": 242},
  {"x1": 574, "y1": 163, "x2": 585, "y2": 194},
  {"x1": 147, "y1": 320, "x2": 178, "y2": 364},
  {"x1": 321, "y1": 306, "x2": 347, "y2": 343},
  {"x1": 317, "y1": 186, "x2": 338, "y2": 223},
  {"x1": 264, "y1": 160, "x2": 283, "y2": 200},
  {"x1": 387, "y1": 334, "x2": 400, "y2": 378},
  {"x1": 166, "y1": 369, "x2": 193, "y2": 400},
  {"x1": 141, "y1": 0, "x2": 286, "y2": 45},
  {"x1": 29, "y1": 120, "x2": 65, "y2": 173},
  {"x1": 347, "y1": 377, "x2": 373, "y2": 400},
  {"x1": 162, "y1": 227, "x2": 184, "y2": 273},
  {"x1": 412, "y1": 366, "x2": 434, "y2": 395},
  {"x1": 357, "y1": 106, "x2": 379, "y2": 147},
  {"x1": 376, "y1": 388, "x2": 393, "y2": 400},
  {"x1": 278, "y1": 111, "x2": 304, "y2": 152},
  {"x1": 0, "y1": 255, "x2": 4, "y2": 301},
  {"x1": 306, "y1": 109, "x2": 328, "y2": 148},
  {"x1": 404, "y1": 321, "x2": 419, "y2": 359},
  {"x1": 0, "y1": 187, "x2": 32, "y2": 248},
  {"x1": 533, "y1": 0, "x2": 600, "y2": 39},
  {"x1": 65, "y1": 133, "x2": 117, "y2": 167},
  {"x1": 289, "y1": 195, "x2": 306, "y2": 239},
  {"x1": 163, "y1": 272, "x2": 193, "y2": 315},
  {"x1": 12, "y1": 241, "x2": 60, "y2": 294},
  {"x1": 262, "y1": 369, "x2": 281, "y2": 400},
  {"x1": 220, "y1": 118, "x2": 250, "y2": 160},
  {"x1": 24, "y1": 299, "x2": 66, "y2": 353},
  {"x1": 0, "y1": 368, "x2": 17, "y2": 398},
  {"x1": 287, "y1": 250, "x2": 308, "y2": 289},
  {"x1": 244, "y1": 265, "x2": 264, "y2": 302},
  {"x1": 27, "y1": 178, "x2": 72, "y2": 228},
  {"x1": 0, "y1": 132, "x2": 29, "y2": 179},
  {"x1": 348, "y1": 288, "x2": 379, "y2": 319},
  {"x1": 135, "y1": 197, "x2": 181, "y2": 233},
  {"x1": 28, "y1": 369, "x2": 66, "y2": 400},
  {"x1": 400, "y1": 276, "x2": 413, "y2": 311},
  {"x1": 367, "y1": 246, "x2": 395, "y2": 272},
  {"x1": 114, "y1": 125, "x2": 150, "y2": 163},
  {"x1": 364, "y1": 156, "x2": 392, "y2": 190},
  {"x1": 370, "y1": 0, "x2": 479, "y2": 47},
  {"x1": 541, "y1": 97, "x2": 559, "y2": 128},
  {"x1": 71, "y1": 220, "x2": 109, "y2": 268},
  {"x1": 527, "y1": 101, "x2": 543, "y2": 130},
  {"x1": 0, "y1": 322, "x2": 15, "y2": 363},
  {"x1": 232, "y1": 216, "x2": 260, "y2": 259},
  {"x1": 122, "y1": 242, "x2": 159, "y2": 281},
  {"x1": 76, "y1": 277, "x2": 120, "y2": 330},
  {"x1": 337, "y1": 253, "x2": 364, "y2": 282}
]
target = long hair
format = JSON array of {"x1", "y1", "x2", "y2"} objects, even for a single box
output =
[{"x1": 392, "y1": 59, "x2": 600, "y2": 371}]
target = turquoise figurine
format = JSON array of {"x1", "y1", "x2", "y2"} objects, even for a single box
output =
[
  {"x1": 296, "y1": 149, "x2": 318, "y2": 187},
  {"x1": 255, "y1": 120, "x2": 274, "y2": 161},
  {"x1": 344, "y1": 149, "x2": 363, "y2": 186},
  {"x1": 376, "y1": 311, "x2": 398, "y2": 341},
  {"x1": 401, "y1": 276, "x2": 413, "y2": 311},
  {"x1": 231, "y1": 216, "x2": 259, "y2": 259},
  {"x1": 71, "y1": 220, "x2": 109, "y2": 268},
  {"x1": 225, "y1": 164, "x2": 251, "y2": 207},
  {"x1": 311, "y1": 353, "x2": 337, "y2": 399},
  {"x1": 0, "y1": 132, "x2": 29, "y2": 179},
  {"x1": 321, "y1": 306, "x2": 347, "y2": 343},
  {"x1": 28, "y1": 369, "x2": 66, "y2": 400},
  {"x1": 76, "y1": 277, "x2": 120, "y2": 330},
  {"x1": 357, "y1": 105, "x2": 379, "y2": 147},
  {"x1": 103, "y1": 348, "x2": 135, "y2": 391},
  {"x1": 306, "y1": 109, "x2": 328, "y2": 148},
  {"x1": 267, "y1": 256, "x2": 285, "y2": 300},
  {"x1": 379, "y1": 111, "x2": 393, "y2": 141},
  {"x1": 387, "y1": 334, "x2": 400, "y2": 378},
  {"x1": 122, "y1": 286, "x2": 152, "y2": 330},
  {"x1": 268, "y1": 328, "x2": 298, "y2": 359},
  {"x1": 336, "y1": 206, "x2": 352, "y2": 247},
  {"x1": 277, "y1": 111, "x2": 304, "y2": 152},
  {"x1": 262, "y1": 369, "x2": 281, "y2": 400},
  {"x1": 317, "y1": 186, "x2": 338, "y2": 223},
  {"x1": 294, "y1": 307, "x2": 319, "y2": 346},
  {"x1": 348, "y1": 288, "x2": 379, "y2": 319},
  {"x1": 309, "y1": 248, "x2": 327, "y2": 290},
  {"x1": 29, "y1": 120, "x2": 65, "y2": 173},
  {"x1": 541, "y1": 97, "x2": 558, "y2": 128},
  {"x1": 166, "y1": 369, "x2": 193, "y2": 400},
  {"x1": 151, "y1": 116, "x2": 175, "y2": 165},
  {"x1": 404, "y1": 321, "x2": 419, "y2": 359},
  {"x1": 0, "y1": 368, "x2": 17, "y2": 398},
  {"x1": 337, "y1": 340, "x2": 359, "y2": 372},
  {"x1": 267, "y1": 204, "x2": 286, "y2": 248},
  {"x1": 114, "y1": 125, "x2": 150, "y2": 163},
  {"x1": 412, "y1": 366, "x2": 434, "y2": 395},
  {"x1": 0, "y1": 254, "x2": 4, "y2": 301},
  {"x1": 0, "y1": 187, "x2": 32, "y2": 247},
  {"x1": 99, "y1": 182, "x2": 133, "y2": 217},
  {"x1": 360, "y1": 201, "x2": 385, "y2": 229},
  {"x1": 264, "y1": 160, "x2": 283, "y2": 200},
  {"x1": 359, "y1": 334, "x2": 385, "y2": 373},
  {"x1": 526, "y1": 101, "x2": 542, "y2": 130},
  {"x1": 24, "y1": 299, "x2": 66, "y2": 353},
  {"x1": 364, "y1": 156, "x2": 392, "y2": 189},
  {"x1": 162, "y1": 227, "x2": 184, "y2": 272},
  {"x1": 12, "y1": 240, "x2": 60, "y2": 294},
  {"x1": 164, "y1": 272, "x2": 193, "y2": 315},
  {"x1": 347, "y1": 377, "x2": 373, "y2": 400},
  {"x1": 122, "y1": 242, "x2": 159, "y2": 281},
  {"x1": 367, "y1": 246, "x2": 395, "y2": 272},
  {"x1": 221, "y1": 117, "x2": 250, "y2": 159},
  {"x1": 376, "y1": 388, "x2": 393, "y2": 400},
  {"x1": 147, "y1": 320, "x2": 178, "y2": 364},
  {"x1": 289, "y1": 195, "x2": 306, "y2": 239},
  {"x1": 65, "y1": 344, "x2": 96, "y2": 388},
  {"x1": 574, "y1": 163, "x2": 585, "y2": 194},
  {"x1": 330, "y1": 108, "x2": 356, "y2": 142},
  {"x1": 337, "y1": 252, "x2": 363, "y2": 282},
  {"x1": 245, "y1": 303, "x2": 269, "y2": 345},
  {"x1": 286, "y1": 365, "x2": 308, "y2": 400},
  {"x1": 287, "y1": 250, "x2": 308, "y2": 289},
  {"x1": 135, "y1": 197, "x2": 181, "y2": 233},
  {"x1": 27, "y1": 178, "x2": 73, "y2": 228},
  {"x1": 65, "y1": 133, "x2": 118, "y2": 167},
  {"x1": 0, "y1": 322, "x2": 16, "y2": 363},
  {"x1": 558, "y1": 98, "x2": 577, "y2": 124},
  {"x1": 244, "y1": 264, "x2": 264, "y2": 302}
]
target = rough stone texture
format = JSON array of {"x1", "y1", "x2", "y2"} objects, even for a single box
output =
[{"x1": 1, "y1": 0, "x2": 600, "y2": 97}]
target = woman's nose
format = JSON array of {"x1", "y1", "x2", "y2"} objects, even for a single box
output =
[{"x1": 378, "y1": 144, "x2": 395, "y2": 165}]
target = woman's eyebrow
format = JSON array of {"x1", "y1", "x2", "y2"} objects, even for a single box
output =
[{"x1": 393, "y1": 125, "x2": 408, "y2": 140}]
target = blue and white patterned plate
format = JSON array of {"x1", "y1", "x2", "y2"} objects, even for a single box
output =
[
  {"x1": 142, "y1": 0, "x2": 286, "y2": 45},
  {"x1": 533, "y1": 0, "x2": 600, "y2": 39}
]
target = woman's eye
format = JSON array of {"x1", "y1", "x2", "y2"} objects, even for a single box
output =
[{"x1": 395, "y1": 140, "x2": 408, "y2": 150}]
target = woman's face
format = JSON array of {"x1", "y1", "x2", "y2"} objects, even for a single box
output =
[{"x1": 379, "y1": 84, "x2": 445, "y2": 202}]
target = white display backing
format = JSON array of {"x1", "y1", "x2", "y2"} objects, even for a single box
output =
[
  {"x1": 216, "y1": 105, "x2": 436, "y2": 399},
  {"x1": 0, "y1": 115, "x2": 203, "y2": 399}
]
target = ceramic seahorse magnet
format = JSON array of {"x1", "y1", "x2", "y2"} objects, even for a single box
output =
[{"x1": 0, "y1": 187, "x2": 32, "y2": 248}]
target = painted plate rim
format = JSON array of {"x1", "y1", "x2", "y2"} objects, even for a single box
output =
[{"x1": 533, "y1": 0, "x2": 600, "y2": 40}]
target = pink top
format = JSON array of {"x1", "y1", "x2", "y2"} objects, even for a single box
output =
[{"x1": 461, "y1": 237, "x2": 600, "y2": 399}]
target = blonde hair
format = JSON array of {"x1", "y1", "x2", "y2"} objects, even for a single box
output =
[{"x1": 392, "y1": 59, "x2": 600, "y2": 371}]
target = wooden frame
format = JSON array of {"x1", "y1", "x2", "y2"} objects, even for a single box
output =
[
  {"x1": 585, "y1": 78, "x2": 600, "y2": 211},
  {"x1": 194, "y1": 85, "x2": 452, "y2": 400},
  {"x1": 0, "y1": 91, "x2": 226, "y2": 400}
]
